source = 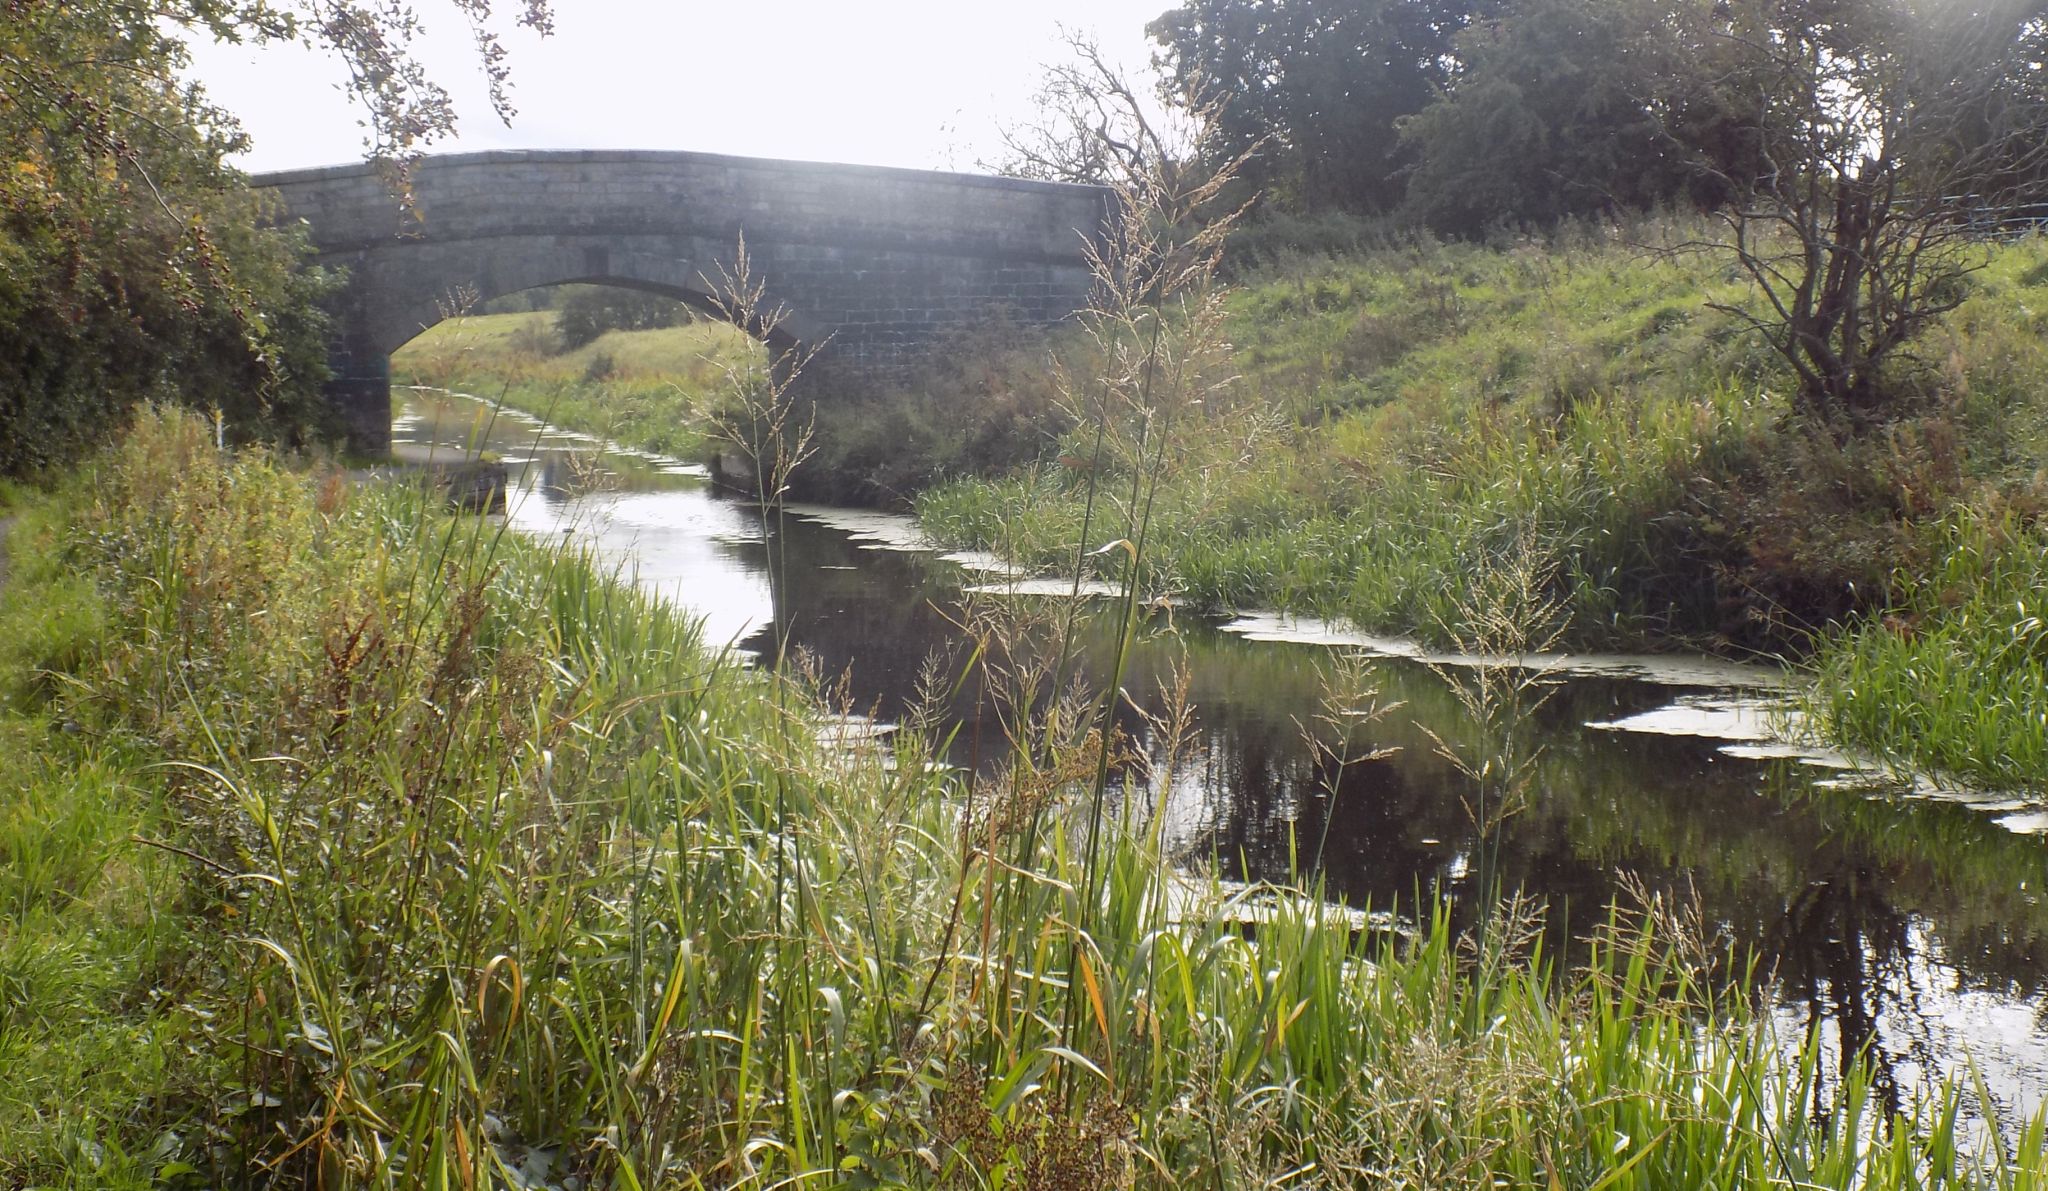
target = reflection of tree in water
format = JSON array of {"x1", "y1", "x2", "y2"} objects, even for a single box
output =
[
  {"x1": 1768, "y1": 859, "x2": 1929, "y2": 1122},
  {"x1": 534, "y1": 449, "x2": 615, "y2": 499}
]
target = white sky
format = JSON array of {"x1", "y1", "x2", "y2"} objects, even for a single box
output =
[{"x1": 185, "y1": 0, "x2": 1171, "y2": 175}]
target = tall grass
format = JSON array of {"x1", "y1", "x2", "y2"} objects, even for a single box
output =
[
  {"x1": 5, "y1": 396, "x2": 2047, "y2": 1184},
  {"x1": 914, "y1": 223, "x2": 2048, "y2": 789},
  {"x1": 1809, "y1": 507, "x2": 2048, "y2": 790},
  {"x1": 919, "y1": 231, "x2": 2048, "y2": 657},
  {"x1": 16, "y1": 177, "x2": 2048, "y2": 1188},
  {"x1": 920, "y1": 380, "x2": 1774, "y2": 649}
]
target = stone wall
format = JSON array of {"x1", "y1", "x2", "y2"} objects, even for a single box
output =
[{"x1": 254, "y1": 150, "x2": 1115, "y2": 453}]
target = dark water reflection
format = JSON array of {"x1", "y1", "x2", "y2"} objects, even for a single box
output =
[{"x1": 398, "y1": 391, "x2": 2048, "y2": 1127}]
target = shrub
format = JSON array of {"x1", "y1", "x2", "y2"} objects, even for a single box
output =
[
  {"x1": 554, "y1": 285, "x2": 692, "y2": 351},
  {"x1": 0, "y1": 7, "x2": 338, "y2": 477}
]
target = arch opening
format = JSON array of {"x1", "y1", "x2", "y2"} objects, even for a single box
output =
[
  {"x1": 387, "y1": 274, "x2": 799, "y2": 360},
  {"x1": 387, "y1": 280, "x2": 775, "y2": 459}
]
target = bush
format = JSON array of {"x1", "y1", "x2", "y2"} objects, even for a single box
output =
[
  {"x1": 554, "y1": 285, "x2": 693, "y2": 351},
  {"x1": 0, "y1": 7, "x2": 338, "y2": 477}
]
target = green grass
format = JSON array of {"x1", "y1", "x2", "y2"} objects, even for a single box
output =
[
  {"x1": 1222, "y1": 223, "x2": 1777, "y2": 428},
  {"x1": 5, "y1": 406, "x2": 2048, "y2": 1184},
  {"x1": 1808, "y1": 507, "x2": 2048, "y2": 791},
  {"x1": 922, "y1": 226, "x2": 2048, "y2": 644},
  {"x1": 391, "y1": 310, "x2": 762, "y2": 459},
  {"x1": 921, "y1": 379, "x2": 1776, "y2": 649},
  {"x1": 376, "y1": 225, "x2": 2048, "y2": 796},
  {"x1": 0, "y1": 498, "x2": 205, "y2": 1185},
  {"x1": 1789, "y1": 242, "x2": 2048, "y2": 790}
]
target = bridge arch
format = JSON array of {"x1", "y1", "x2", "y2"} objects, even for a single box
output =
[
  {"x1": 364, "y1": 240, "x2": 818, "y2": 362},
  {"x1": 254, "y1": 150, "x2": 1115, "y2": 452}
]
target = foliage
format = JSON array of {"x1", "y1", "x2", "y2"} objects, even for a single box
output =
[
  {"x1": 1145, "y1": 0, "x2": 2048, "y2": 265},
  {"x1": 1396, "y1": 0, "x2": 1731, "y2": 235},
  {"x1": 1217, "y1": 207, "x2": 1406, "y2": 276},
  {"x1": 0, "y1": 4, "x2": 337, "y2": 472},
  {"x1": 0, "y1": 0, "x2": 557, "y2": 475},
  {"x1": 1674, "y1": 0, "x2": 2048, "y2": 416},
  {"x1": 991, "y1": 27, "x2": 1254, "y2": 200},
  {"x1": 392, "y1": 296, "x2": 1072, "y2": 506},
  {"x1": 10, "y1": 217, "x2": 2045, "y2": 1191},
  {"x1": 797, "y1": 317, "x2": 1080, "y2": 507},
  {"x1": 10, "y1": 400, "x2": 2048, "y2": 1187},
  {"x1": 927, "y1": 219, "x2": 1766, "y2": 649},
  {"x1": 700, "y1": 235, "x2": 822, "y2": 513},
  {"x1": 1148, "y1": 0, "x2": 1497, "y2": 213},
  {"x1": 993, "y1": 33, "x2": 1183, "y2": 184},
  {"x1": 554, "y1": 284, "x2": 696, "y2": 351},
  {"x1": 1810, "y1": 506, "x2": 2048, "y2": 790},
  {"x1": 920, "y1": 224, "x2": 2048, "y2": 658}
]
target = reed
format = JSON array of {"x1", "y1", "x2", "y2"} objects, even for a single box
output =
[
  {"x1": 919, "y1": 379, "x2": 1771, "y2": 650},
  {"x1": 914, "y1": 229, "x2": 2048, "y2": 791}
]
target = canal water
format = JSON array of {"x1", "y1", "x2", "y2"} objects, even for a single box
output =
[{"x1": 398, "y1": 388, "x2": 2048, "y2": 1126}]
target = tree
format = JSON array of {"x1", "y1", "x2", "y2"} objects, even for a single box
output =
[
  {"x1": 556, "y1": 286, "x2": 695, "y2": 351},
  {"x1": 1398, "y1": 0, "x2": 1730, "y2": 235},
  {"x1": 1675, "y1": 0, "x2": 2048, "y2": 417},
  {"x1": 0, "y1": 0, "x2": 554, "y2": 472},
  {"x1": 990, "y1": 32, "x2": 1190, "y2": 187},
  {"x1": 1147, "y1": 0, "x2": 1500, "y2": 213},
  {"x1": 1, "y1": 6, "x2": 322, "y2": 469}
]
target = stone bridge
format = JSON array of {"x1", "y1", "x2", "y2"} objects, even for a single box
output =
[{"x1": 253, "y1": 150, "x2": 1117, "y2": 452}]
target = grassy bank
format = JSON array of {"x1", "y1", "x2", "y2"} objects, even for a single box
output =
[
  {"x1": 395, "y1": 304, "x2": 1076, "y2": 508},
  {"x1": 391, "y1": 310, "x2": 760, "y2": 459},
  {"x1": 910, "y1": 222, "x2": 2048, "y2": 786},
  {"x1": 5, "y1": 410, "x2": 2043, "y2": 1185},
  {"x1": 922, "y1": 226, "x2": 2048, "y2": 650},
  {"x1": 1807, "y1": 507, "x2": 2048, "y2": 792}
]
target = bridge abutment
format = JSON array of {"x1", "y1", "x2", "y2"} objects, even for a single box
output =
[{"x1": 323, "y1": 327, "x2": 393, "y2": 456}]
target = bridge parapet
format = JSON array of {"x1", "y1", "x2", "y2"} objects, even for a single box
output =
[{"x1": 255, "y1": 150, "x2": 1115, "y2": 453}]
